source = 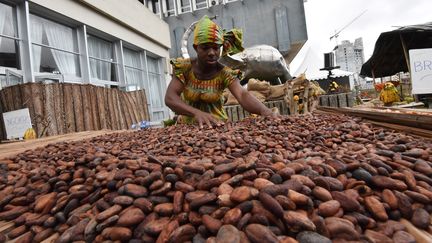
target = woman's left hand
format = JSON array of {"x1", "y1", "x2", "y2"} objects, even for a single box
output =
[{"x1": 261, "y1": 108, "x2": 282, "y2": 119}]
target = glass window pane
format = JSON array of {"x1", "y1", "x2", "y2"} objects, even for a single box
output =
[
  {"x1": 89, "y1": 59, "x2": 117, "y2": 81},
  {"x1": 30, "y1": 14, "x2": 78, "y2": 52},
  {"x1": 0, "y1": 3, "x2": 17, "y2": 37},
  {"x1": 124, "y1": 48, "x2": 141, "y2": 68},
  {"x1": 125, "y1": 67, "x2": 144, "y2": 90},
  {"x1": 88, "y1": 35, "x2": 114, "y2": 61},
  {"x1": 32, "y1": 45, "x2": 80, "y2": 77},
  {"x1": 0, "y1": 37, "x2": 19, "y2": 69},
  {"x1": 147, "y1": 56, "x2": 160, "y2": 74},
  {"x1": 149, "y1": 73, "x2": 163, "y2": 108}
]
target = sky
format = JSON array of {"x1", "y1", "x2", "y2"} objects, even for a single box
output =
[{"x1": 290, "y1": 0, "x2": 432, "y2": 74}]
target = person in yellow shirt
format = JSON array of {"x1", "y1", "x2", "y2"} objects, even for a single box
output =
[
  {"x1": 329, "y1": 80, "x2": 339, "y2": 94},
  {"x1": 164, "y1": 16, "x2": 278, "y2": 128}
]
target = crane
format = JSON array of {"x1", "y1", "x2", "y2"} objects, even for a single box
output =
[{"x1": 330, "y1": 9, "x2": 368, "y2": 45}]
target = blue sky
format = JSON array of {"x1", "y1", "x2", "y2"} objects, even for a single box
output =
[{"x1": 290, "y1": 0, "x2": 432, "y2": 73}]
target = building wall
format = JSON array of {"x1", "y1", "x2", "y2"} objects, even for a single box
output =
[
  {"x1": 0, "y1": 0, "x2": 171, "y2": 122},
  {"x1": 163, "y1": 0, "x2": 307, "y2": 63},
  {"x1": 29, "y1": 0, "x2": 170, "y2": 56}
]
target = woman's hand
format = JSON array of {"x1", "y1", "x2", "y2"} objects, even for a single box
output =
[
  {"x1": 193, "y1": 110, "x2": 222, "y2": 129},
  {"x1": 261, "y1": 108, "x2": 282, "y2": 119}
]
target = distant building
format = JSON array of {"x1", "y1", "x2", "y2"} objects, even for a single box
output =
[
  {"x1": 335, "y1": 38, "x2": 370, "y2": 89},
  {"x1": 141, "y1": 0, "x2": 308, "y2": 64},
  {"x1": 335, "y1": 38, "x2": 364, "y2": 73},
  {"x1": 0, "y1": 0, "x2": 171, "y2": 121}
]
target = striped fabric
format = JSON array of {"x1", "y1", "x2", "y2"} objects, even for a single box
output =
[
  {"x1": 193, "y1": 15, "x2": 244, "y2": 56},
  {"x1": 171, "y1": 58, "x2": 242, "y2": 124}
]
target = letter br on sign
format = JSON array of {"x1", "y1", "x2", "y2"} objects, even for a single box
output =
[
  {"x1": 409, "y1": 48, "x2": 432, "y2": 94},
  {"x1": 2, "y1": 108, "x2": 32, "y2": 139}
]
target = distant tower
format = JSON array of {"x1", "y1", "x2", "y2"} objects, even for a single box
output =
[{"x1": 334, "y1": 37, "x2": 365, "y2": 74}]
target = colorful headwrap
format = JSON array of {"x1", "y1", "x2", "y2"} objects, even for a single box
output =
[{"x1": 193, "y1": 15, "x2": 244, "y2": 56}]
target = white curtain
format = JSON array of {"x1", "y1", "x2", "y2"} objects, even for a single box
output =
[
  {"x1": 147, "y1": 57, "x2": 163, "y2": 108},
  {"x1": 30, "y1": 16, "x2": 44, "y2": 72},
  {"x1": 0, "y1": 4, "x2": 11, "y2": 50},
  {"x1": 44, "y1": 20, "x2": 77, "y2": 76},
  {"x1": 88, "y1": 36, "x2": 112, "y2": 81},
  {"x1": 124, "y1": 48, "x2": 142, "y2": 90}
]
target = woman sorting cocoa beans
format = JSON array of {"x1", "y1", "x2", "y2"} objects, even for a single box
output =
[{"x1": 165, "y1": 16, "x2": 278, "y2": 129}]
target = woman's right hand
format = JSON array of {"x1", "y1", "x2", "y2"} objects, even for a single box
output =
[{"x1": 193, "y1": 110, "x2": 222, "y2": 129}]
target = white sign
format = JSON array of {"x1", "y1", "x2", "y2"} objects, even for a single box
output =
[
  {"x1": 2, "y1": 108, "x2": 32, "y2": 139},
  {"x1": 409, "y1": 48, "x2": 432, "y2": 94}
]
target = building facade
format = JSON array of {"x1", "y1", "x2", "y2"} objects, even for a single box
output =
[
  {"x1": 0, "y1": 0, "x2": 171, "y2": 121},
  {"x1": 334, "y1": 38, "x2": 369, "y2": 89},
  {"x1": 140, "y1": 0, "x2": 308, "y2": 64}
]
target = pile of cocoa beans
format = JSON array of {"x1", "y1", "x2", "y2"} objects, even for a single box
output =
[{"x1": 1, "y1": 113, "x2": 432, "y2": 243}]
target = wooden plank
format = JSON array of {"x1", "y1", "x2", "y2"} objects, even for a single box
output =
[
  {"x1": 103, "y1": 87, "x2": 112, "y2": 129},
  {"x1": 337, "y1": 93, "x2": 347, "y2": 108},
  {"x1": 89, "y1": 85, "x2": 100, "y2": 130},
  {"x1": 141, "y1": 90, "x2": 150, "y2": 121},
  {"x1": 132, "y1": 91, "x2": 145, "y2": 122},
  {"x1": 52, "y1": 83, "x2": 65, "y2": 135},
  {"x1": 2, "y1": 86, "x2": 14, "y2": 111},
  {"x1": 44, "y1": 84, "x2": 58, "y2": 136},
  {"x1": 120, "y1": 92, "x2": 133, "y2": 129},
  {"x1": 31, "y1": 83, "x2": 45, "y2": 137},
  {"x1": 72, "y1": 84, "x2": 84, "y2": 132},
  {"x1": 400, "y1": 219, "x2": 432, "y2": 243},
  {"x1": 11, "y1": 84, "x2": 23, "y2": 110},
  {"x1": 320, "y1": 96, "x2": 329, "y2": 107},
  {"x1": 96, "y1": 86, "x2": 107, "y2": 129},
  {"x1": 328, "y1": 95, "x2": 338, "y2": 107},
  {"x1": 111, "y1": 88, "x2": 121, "y2": 130},
  {"x1": 63, "y1": 84, "x2": 76, "y2": 133},
  {"x1": 125, "y1": 92, "x2": 139, "y2": 124},
  {"x1": 0, "y1": 90, "x2": 6, "y2": 140},
  {"x1": 319, "y1": 106, "x2": 432, "y2": 131},
  {"x1": 21, "y1": 83, "x2": 36, "y2": 133},
  {"x1": 237, "y1": 105, "x2": 244, "y2": 121},
  {"x1": 81, "y1": 84, "x2": 94, "y2": 131},
  {"x1": 40, "y1": 232, "x2": 59, "y2": 243},
  {"x1": 114, "y1": 89, "x2": 126, "y2": 130},
  {"x1": 0, "y1": 221, "x2": 13, "y2": 232},
  {"x1": 231, "y1": 105, "x2": 239, "y2": 122},
  {"x1": 347, "y1": 92, "x2": 354, "y2": 107},
  {"x1": 105, "y1": 88, "x2": 115, "y2": 130}
]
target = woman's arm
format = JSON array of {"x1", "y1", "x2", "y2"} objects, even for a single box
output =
[
  {"x1": 165, "y1": 76, "x2": 221, "y2": 128},
  {"x1": 228, "y1": 80, "x2": 274, "y2": 116}
]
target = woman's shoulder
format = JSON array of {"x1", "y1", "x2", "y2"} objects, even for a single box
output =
[
  {"x1": 221, "y1": 65, "x2": 243, "y2": 80},
  {"x1": 170, "y1": 58, "x2": 193, "y2": 73}
]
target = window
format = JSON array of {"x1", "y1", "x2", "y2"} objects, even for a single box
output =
[
  {"x1": 195, "y1": 0, "x2": 208, "y2": 9},
  {"x1": 30, "y1": 14, "x2": 80, "y2": 78},
  {"x1": 87, "y1": 35, "x2": 117, "y2": 82},
  {"x1": 165, "y1": 0, "x2": 176, "y2": 16},
  {"x1": 124, "y1": 48, "x2": 144, "y2": 91},
  {"x1": 147, "y1": 56, "x2": 165, "y2": 121},
  {"x1": 0, "y1": 3, "x2": 20, "y2": 70},
  {"x1": 179, "y1": 0, "x2": 191, "y2": 13}
]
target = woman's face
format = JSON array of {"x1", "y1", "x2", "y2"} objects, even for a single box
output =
[{"x1": 195, "y1": 43, "x2": 222, "y2": 66}]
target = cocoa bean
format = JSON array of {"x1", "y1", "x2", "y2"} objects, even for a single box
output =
[
  {"x1": 101, "y1": 227, "x2": 132, "y2": 241},
  {"x1": 318, "y1": 200, "x2": 341, "y2": 217},
  {"x1": 167, "y1": 224, "x2": 196, "y2": 243},
  {"x1": 245, "y1": 224, "x2": 279, "y2": 243},
  {"x1": 118, "y1": 207, "x2": 145, "y2": 226},
  {"x1": 258, "y1": 192, "x2": 284, "y2": 218},
  {"x1": 216, "y1": 225, "x2": 241, "y2": 243},
  {"x1": 364, "y1": 196, "x2": 388, "y2": 221}
]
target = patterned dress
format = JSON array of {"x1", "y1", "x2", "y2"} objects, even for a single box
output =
[{"x1": 171, "y1": 58, "x2": 241, "y2": 124}]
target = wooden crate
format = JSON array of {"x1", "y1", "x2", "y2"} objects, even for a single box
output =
[{"x1": 224, "y1": 99, "x2": 289, "y2": 122}]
